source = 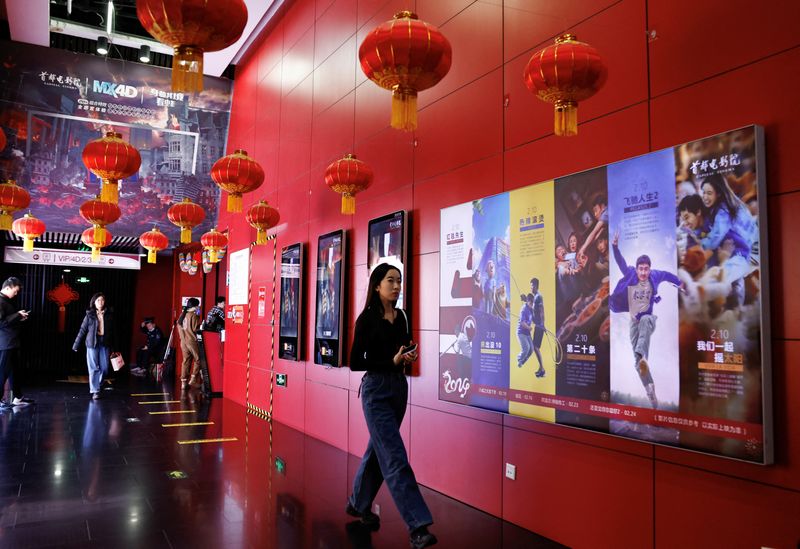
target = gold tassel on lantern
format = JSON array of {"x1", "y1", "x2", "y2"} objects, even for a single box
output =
[
  {"x1": 209, "y1": 249, "x2": 219, "y2": 263},
  {"x1": 180, "y1": 227, "x2": 191, "y2": 244},
  {"x1": 23, "y1": 237, "x2": 34, "y2": 252},
  {"x1": 227, "y1": 193, "x2": 242, "y2": 212},
  {"x1": 147, "y1": 249, "x2": 157, "y2": 264},
  {"x1": 341, "y1": 193, "x2": 356, "y2": 215},
  {"x1": 554, "y1": 101, "x2": 578, "y2": 137},
  {"x1": 173, "y1": 46, "x2": 204, "y2": 93},
  {"x1": 256, "y1": 229, "x2": 267, "y2": 245},
  {"x1": 0, "y1": 213, "x2": 12, "y2": 230},
  {"x1": 391, "y1": 86, "x2": 418, "y2": 131},
  {"x1": 100, "y1": 180, "x2": 119, "y2": 204},
  {"x1": 93, "y1": 226, "x2": 106, "y2": 242},
  {"x1": 91, "y1": 247, "x2": 101, "y2": 262}
]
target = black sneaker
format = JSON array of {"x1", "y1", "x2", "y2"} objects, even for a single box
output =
[
  {"x1": 346, "y1": 502, "x2": 380, "y2": 530},
  {"x1": 410, "y1": 526, "x2": 437, "y2": 548}
]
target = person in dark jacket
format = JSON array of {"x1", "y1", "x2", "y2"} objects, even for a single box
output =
[
  {"x1": 135, "y1": 317, "x2": 164, "y2": 372},
  {"x1": 72, "y1": 293, "x2": 116, "y2": 399},
  {"x1": 609, "y1": 232, "x2": 682, "y2": 409},
  {"x1": 346, "y1": 263, "x2": 437, "y2": 549},
  {"x1": 204, "y1": 296, "x2": 225, "y2": 332},
  {"x1": 0, "y1": 277, "x2": 32, "y2": 408}
]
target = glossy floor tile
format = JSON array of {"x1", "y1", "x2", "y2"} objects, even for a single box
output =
[{"x1": 0, "y1": 380, "x2": 565, "y2": 548}]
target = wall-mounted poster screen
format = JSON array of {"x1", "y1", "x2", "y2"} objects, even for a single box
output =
[
  {"x1": 439, "y1": 125, "x2": 772, "y2": 464},
  {"x1": 315, "y1": 230, "x2": 346, "y2": 367},
  {"x1": 368, "y1": 210, "x2": 408, "y2": 308},
  {"x1": 279, "y1": 243, "x2": 304, "y2": 361}
]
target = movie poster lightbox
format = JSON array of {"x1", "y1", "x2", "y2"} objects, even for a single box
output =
[
  {"x1": 314, "y1": 230, "x2": 346, "y2": 367},
  {"x1": 279, "y1": 243, "x2": 303, "y2": 361},
  {"x1": 367, "y1": 210, "x2": 408, "y2": 309},
  {"x1": 439, "y1": 125, "x2": 772, "y2": 464}
]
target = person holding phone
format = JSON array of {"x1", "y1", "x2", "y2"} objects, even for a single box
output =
[
  {"x1": 73, "y1": 292, "x2": 116, "y2": 400},
  {"x1": 347, "y1": 263, "x2": 437, "y2": 549},
  {"x1": 0, "y1": 277, "x2": 33, "y2": 408}
]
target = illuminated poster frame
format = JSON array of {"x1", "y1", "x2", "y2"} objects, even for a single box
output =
[
  {"x1": 279, "y1": 243, "x2": 304, "y2": 361},
  {"x1": 367, "y1": 210, "x2": 408, "y2": 309},
  {"x1": 314, "y1": 229, "x2": 347, "y2": 367},
  {"x1": 438, "y1": 125, "x2": 772, "y2": 464}
]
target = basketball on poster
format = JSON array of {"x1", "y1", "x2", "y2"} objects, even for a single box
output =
[{"x1": 439, "y1": 126, "x2": 771, "y2": 464}]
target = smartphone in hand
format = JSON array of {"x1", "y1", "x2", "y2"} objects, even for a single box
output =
[{"x1": 401, "y1": 343, "x2": 418, "y2": 356}]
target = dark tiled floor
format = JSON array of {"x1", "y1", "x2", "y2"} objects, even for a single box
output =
[{"x1": 0, "y1": 381, "x2": 566, "y2": 548}]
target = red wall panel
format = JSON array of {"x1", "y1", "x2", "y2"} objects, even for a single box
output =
[
  {"x1": 655, "y1": 461, "x2": 800, "y2": 549},
  {"x1": 411, "y1": 405, "x2": 503, "y2": 517},
  {"x1": 222, "y1": 0, "x2": 800, "y2": 545},
  {"x1": 648, "y1": 0, "x2": 800, "y2": 96},
  {"x1": 503, "y1": 427, "x2": 653, "y2": 548}
]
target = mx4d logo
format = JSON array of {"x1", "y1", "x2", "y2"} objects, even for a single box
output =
[{"x1": 93, "y1": 80, "x2": 138, "y2": 99}]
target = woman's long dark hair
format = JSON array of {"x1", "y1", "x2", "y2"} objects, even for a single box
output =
[
  {"x1": 360, "y1": 263, "x2": 401, "y2": 320},
  {"x1": 87, "y1": 292, "x2": 105, "y2": 312},
  {"x1": 701, "y1": 172, "x2": 741, "y2": 219}
]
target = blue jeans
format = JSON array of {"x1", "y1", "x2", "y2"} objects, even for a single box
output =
[
  {"x1": 517, "y1": 331, "x2": 533, "y2": 366},
  {"x1": 86, "y1": 336, "x2": 109, "y2": 394},
  {"x1": 349, "y1": 372, "x2": 432, "y2": 532}
]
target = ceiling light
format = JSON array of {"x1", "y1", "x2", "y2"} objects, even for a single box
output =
[
  {"x1": 139, "y1": 45, "x2": 151, "y2": 63},
  {"x1": 97, "y1": 36, "x2": 109, "y2": 55},
  {"x1": 107, "y1": 2, "x2": 114, "y2": 35}
]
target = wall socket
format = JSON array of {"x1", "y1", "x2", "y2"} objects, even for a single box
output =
[{"x1": 505, "y1": 463, "x2": 516, "y2": 480}]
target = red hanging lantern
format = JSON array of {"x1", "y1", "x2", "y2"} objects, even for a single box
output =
[
  {"x1": 523, "y1": 34, "x2": 607, "y2": 137},
  {"x1": 137, "y1": 0, "x2": 248, "y2": 93},
  {"x1": 79, "y1": 196, "x2": 121, "y2": 242},
  {"x1": 82, "y1": 132, "x2": 141, "y2": 203},
  {"x1": 324, "y1": 154, "x2": 373, "y2": 214},
  {"x1": 359, "y1": 11, "x2": 452, "y2": 131},
  {"x1": 200, "y1": 228, "x2": 228, "y2": 263},
  {"x1": 167, "y1": 198, "x2": 206, "y2": 244},
  {"x1": 81, "y1": 226, "x2": 112, "y2": 262},
  {"x1": 12, "y1": 212, "x2": 46, "y2": 252},
  {"x1": 0, "y1": 127, "x2": 6, "y2": 152},
  {"x1": 139, "y1": 227, "x2": 170, "y2": 264},
  {"x1": 210, "y1": 149, "x2": 264, "y2": 212},
  {"x1": 246, "y1": 200, "x2": 280, "y2": 245},
  {"x1": 0, "y1": 180, "x2": 31, "y2": 230}
]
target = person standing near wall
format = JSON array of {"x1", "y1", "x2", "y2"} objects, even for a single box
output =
[
  {"x1": 347, "y1": 263, "x2": 437, "y2": 549},
  {"x1": 0, "y1": 277, "x2": 32, "y2": 408},
  {"x1": 204, "y1": 296, "x2": 225, "y2": 332},
  {"x1": 72, "y1": 292, "x2": 116, "y2": 400},
  {"x1": 177, "y1": 298, "x2": 201, "y2": 389}
]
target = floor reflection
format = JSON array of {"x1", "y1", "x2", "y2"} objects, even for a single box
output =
[{"x1": 0, "y1": 382, "x2": 564, "y2": 548}]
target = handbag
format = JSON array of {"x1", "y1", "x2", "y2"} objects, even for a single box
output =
[{"x1": 110, "y1": 352, "x2": 125, "y2": 371}]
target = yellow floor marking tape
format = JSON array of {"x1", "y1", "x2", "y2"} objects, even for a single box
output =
[
  {"x1": 177, "y1": 437, "x2": 238, "y2": 445},
  {"x1": 161, "y1": 422, "x2": 215, "y2": 427}
]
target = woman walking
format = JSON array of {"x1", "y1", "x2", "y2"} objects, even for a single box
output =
[
  {"x1": 73, "y1": 293, "x2": 115, "y2": 400},
  {"x1": 347, "y1": 263, "x2": 437, "y2": 548}
]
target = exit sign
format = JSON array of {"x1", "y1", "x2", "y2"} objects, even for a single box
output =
[
  {"x1": 276, "y1": 373, "x2": 287, "y2": 387},
  {"x1": 275, "y1": 456, "x2": 286, "y2": 475}
]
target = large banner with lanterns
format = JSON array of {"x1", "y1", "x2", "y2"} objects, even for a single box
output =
[
  {"x1": 439, "y1": 125, "x2": 772, "y2": 464},
  {"x1": 0, "y1": 39, "x2": 232, "y2": 242}
]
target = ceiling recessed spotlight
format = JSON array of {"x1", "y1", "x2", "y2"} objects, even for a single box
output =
[
  {"x1": 139, "y1": 45, "x2": 151, "y2": 63},
  {"x1": 97, "y1": 36, "x2": 109, "y2": 55}
]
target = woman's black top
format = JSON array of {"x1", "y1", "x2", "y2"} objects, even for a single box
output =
[{"x1": 349, "y1": 307, "x2": 411, "y2": 373}]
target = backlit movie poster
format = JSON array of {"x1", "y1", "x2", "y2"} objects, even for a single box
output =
[
  {"x1": 439, "y1": 126, "x2": 771, "y2": 464},
  {"x1": 315, "y1": 231, "x2": 345, "y2": 367},
  {"x1": 0, "y1": 40, "x2": 232, "y2": 242}
]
